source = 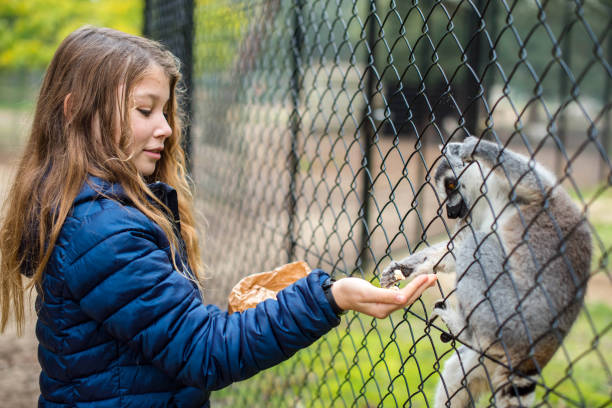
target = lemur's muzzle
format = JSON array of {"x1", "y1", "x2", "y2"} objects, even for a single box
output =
[{"x1": 446, "y1": 199, "x2": 468, "y2": 219}]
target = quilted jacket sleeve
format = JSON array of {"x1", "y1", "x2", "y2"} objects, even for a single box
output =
[{"x1": 62, "y1": 207, "x2": 340, "y2": 391}]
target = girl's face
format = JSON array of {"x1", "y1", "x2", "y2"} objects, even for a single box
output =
[{"x1": 129, "y1": 64, "x2": 172, "y2": 176}]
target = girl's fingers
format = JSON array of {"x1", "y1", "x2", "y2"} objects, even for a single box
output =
[
  {"x1": 366, "y1": 274, "x2": 437, "y2": 318},
  {"x1": 360, "y1": 280, "x2": 416, "y2": 305},
  {"x1": 334, "y1": 274, "x2": 437, "y2": 318},
  {"x1": 398, "y1": 274, "x2": 437, "y2": 305}
]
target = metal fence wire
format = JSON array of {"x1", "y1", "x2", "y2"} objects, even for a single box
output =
[{"x1": 144, "y1": 0, "x2": 611, "y2": 406}]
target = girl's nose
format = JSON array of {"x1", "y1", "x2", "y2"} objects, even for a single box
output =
[{"x1": 155, "y1": 114, "x2": 172, "y2": 139}]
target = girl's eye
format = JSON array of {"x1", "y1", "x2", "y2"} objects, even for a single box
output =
[{"x1": 137, "y1": 108, "x2": 152, "y2": 117}]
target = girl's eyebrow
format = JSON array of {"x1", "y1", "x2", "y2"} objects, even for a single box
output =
[{"x1": 134, "y1": 91, "x2": 169, "y2": 104}]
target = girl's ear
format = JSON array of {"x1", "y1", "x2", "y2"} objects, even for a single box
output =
[{"x1": 63, "y1": 93, "x2": 72, "y2": 120}]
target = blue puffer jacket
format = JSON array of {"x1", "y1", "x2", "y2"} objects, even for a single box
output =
[{"x1": 35, "y1": 177, "x2": 340, "y2": 407}]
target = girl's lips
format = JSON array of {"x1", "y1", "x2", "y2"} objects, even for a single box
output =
[{"x1": 144, "y1": 150, "x2": 162, "y2": 159}]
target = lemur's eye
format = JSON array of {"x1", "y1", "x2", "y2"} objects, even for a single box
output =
[{"x1": 445, "y1": 179, "x2": 457, "y2": 191}]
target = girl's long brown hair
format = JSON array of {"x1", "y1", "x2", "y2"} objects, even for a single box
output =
[{"x1": 0, "y1": 26, "x2": 203, "y2": 335}]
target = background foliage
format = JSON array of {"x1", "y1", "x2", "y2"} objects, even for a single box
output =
[{"x1": 0, "y1": 0, "x2": 142, "y2": 70}]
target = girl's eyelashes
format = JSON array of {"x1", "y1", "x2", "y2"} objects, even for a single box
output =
[
  {"x1": 137, "y1": 108, "x2": 170, "y2": 121},
  {"x1": 137, "y1": 108, "x2": 152, "y2": 117}
]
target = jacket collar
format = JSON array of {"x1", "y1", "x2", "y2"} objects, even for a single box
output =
[
  {"x1": 77, "y1": 176, "x2": 181, "y2": 228},
  {"x1": 81, "y1": 177, "x2": 189, "y2": 272}
]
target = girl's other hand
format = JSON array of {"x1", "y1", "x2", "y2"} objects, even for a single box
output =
[{"x1": 331, "y1": 275, "x2": 437, "y2": 318}]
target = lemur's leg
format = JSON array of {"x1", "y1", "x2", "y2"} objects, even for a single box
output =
[
  {"x1": 379, "y1": 241, "x2": 455, "y2": 288},
  {"x1": 448, "y1": 136, "x2": 556, "y2": 198},
  {"x1": 435, "y1": 346, "x2": 491, "y2": 408},
  {"x1": 490, "y1": 366, "x2": 537, "y2": 408}
]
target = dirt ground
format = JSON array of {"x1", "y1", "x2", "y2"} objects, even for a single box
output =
[
  {"x1": 0, "y1": 156, "x2": 39, "y2": 407},
  {"x1": 0, "y1": 312, "x2": 39, "y2": 407}
]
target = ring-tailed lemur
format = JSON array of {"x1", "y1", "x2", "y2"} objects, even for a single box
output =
[{"x1": 380, "y1": 136, "x2": 591, "y2": 407}]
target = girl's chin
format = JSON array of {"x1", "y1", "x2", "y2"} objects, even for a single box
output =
[
  {"x1": 135, "y1": 162, "x2": 157, "y2": 177},
  {"x1": 134, "y1": 154, "x2": 160, "y2": 176}
]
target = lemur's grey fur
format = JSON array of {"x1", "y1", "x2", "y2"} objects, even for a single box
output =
[{"x1": 380, "y1": 136, "x2": 591, "y2": 408}]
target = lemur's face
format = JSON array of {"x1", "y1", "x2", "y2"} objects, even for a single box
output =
[{"x1": 434, "y1": 154, "x2": 470, "y2": 219}]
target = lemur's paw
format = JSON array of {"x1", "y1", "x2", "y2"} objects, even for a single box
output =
[
  {"x1": 432, "y1": 298, "x2": 449, "y2": 316},
  {"x1": 379, "y1": 261, "x2": 413, "y2": 288},
  {"x1": 434, "y1": 300, "x2": 447, "y2": 310},
  {"x1": 379, "y1": 251, "x2": 430, "y2": 288},
  {"x1": 431, "y1": 299, "x2": 454, "y2": 343}
]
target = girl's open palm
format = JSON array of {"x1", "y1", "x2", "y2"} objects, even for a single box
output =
[{"x1": 331, "y1": 274, "x2": 437, "y2": 318}]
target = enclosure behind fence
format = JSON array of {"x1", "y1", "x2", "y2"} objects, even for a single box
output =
[{"x1": 145, "y1": 0, "x2": 611, "y2": 406}]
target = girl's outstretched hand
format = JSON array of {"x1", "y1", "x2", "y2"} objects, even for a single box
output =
[{"x1": 331, "y1": 274, "x2": 437, "y2": 318}]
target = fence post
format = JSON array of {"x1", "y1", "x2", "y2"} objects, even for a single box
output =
[
  {"x1": 358, "y1": 0, "x2": 378, "y2": 270},
  {"x1": 182, "y1": 0, "x2": 195, "y2": 173},
  {"x1": 556, "y1": 4, "x2": 572, "y2": 176},
  {"x1": 601, "y1": 32, "x2": 611, "y2": 181},
  {"x1": 464, "y1": 0, "x2": 486, "y2": 135},
  {"x1": 143, "y1": 0, "x2": 151, "y2": 36},
  {"x1": 142, "y1": 0, "x2": 195, "y2": 173},
  {"x1": 483, "y1": 0, "x2": 498, "y2": 117},
  {"x1": 410, "y1": 24, "x2": 430, "y2": 248},
  {"x1": 287, "y1": 0, "x2": 304, "y2": 262}
]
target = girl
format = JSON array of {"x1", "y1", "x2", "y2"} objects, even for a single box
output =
[{"x1": 0, "y1": 26, "x2": 436, "y2": 407}]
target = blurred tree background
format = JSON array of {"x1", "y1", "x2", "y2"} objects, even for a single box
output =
[{"x1": 0, "y1": 0, "x2": 142, "y2": 154}]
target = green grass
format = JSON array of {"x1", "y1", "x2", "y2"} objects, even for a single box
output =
[
  {"x1": 212, "y1": 304, "x2": 452, "y2": 407},
  {"x1": 570, "y1": 183, "x2": 612, "y2": 263},
  {"x1": 535, "y1": 301, "x2": 611, "y2": 407},
  {"x1": 213, "y1": 300, "x2": 610, "y2": 407}
]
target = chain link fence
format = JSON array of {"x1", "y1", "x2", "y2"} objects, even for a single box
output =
[{"x1": 145, "y1": 0, "x2": 611, "y2": 406}]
